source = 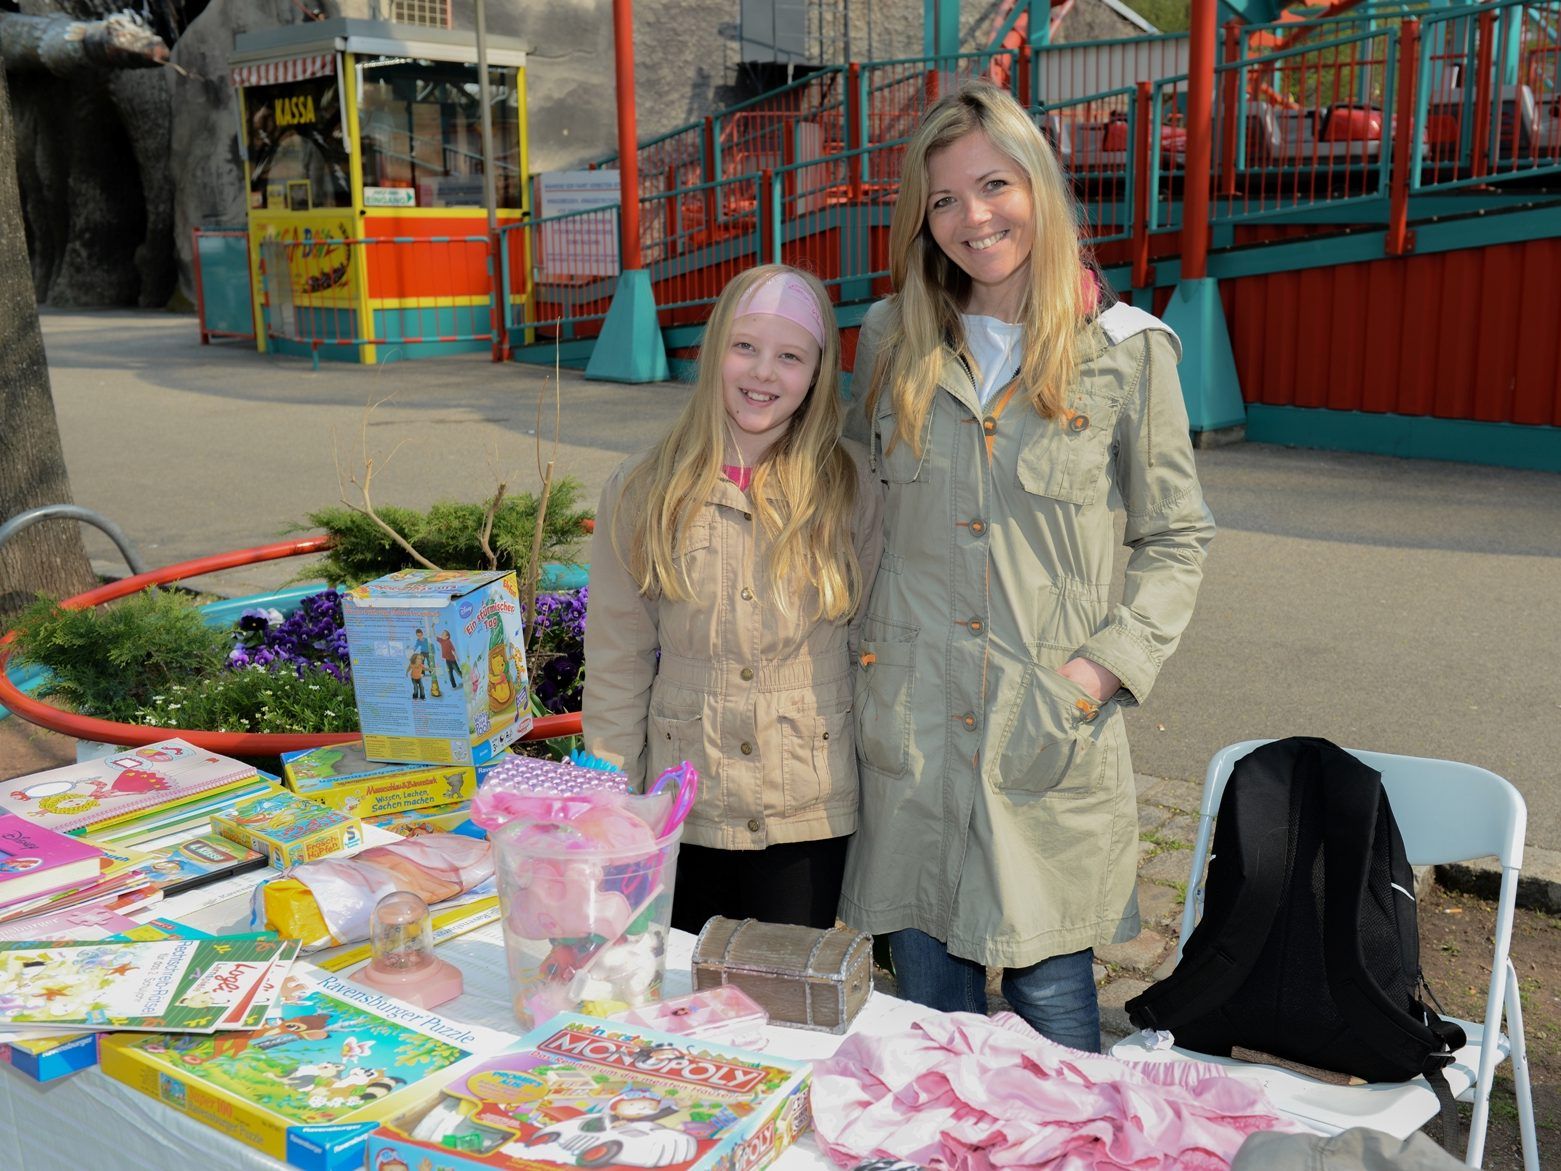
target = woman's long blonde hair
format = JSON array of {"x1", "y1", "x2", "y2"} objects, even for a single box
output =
[
  {"x1": 613, "y1": 265, "x2": 863, "y2": 622},
  {"x1": 866, "y1": 80, "x2": 1087, "y2": 454}
]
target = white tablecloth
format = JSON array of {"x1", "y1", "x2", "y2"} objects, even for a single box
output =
[{"x1": 0, "y1": 897, "x2": 931, "y2": 1171}]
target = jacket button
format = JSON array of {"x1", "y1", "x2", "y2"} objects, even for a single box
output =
[
  {"x1": 961, "y1": 712, "x2": 977, "y2": 730},
  {"x1": 740, "y1": 667, "x2": 754, "y2": 681},
  {"x1": 740, "y1": 741, "x2": 753, "y2": 755},
  {"x1": 822, "y1": 731, "x2": 830, "y2": 740},
  {"x1": 969, "y1": 618, "x2": 983, "y2": 633},
  {"x1": 969, "y1": 519, "x2": 985, "y2": 534},
  {"x1": 1070, "y1": 413, "x2": 1090, "y2": 433},
  {"x1": 742, "y1": 511, "x2": 753, "y2": 521},
  {"x1": 740, "y1": 587, "x2": 754, "y2": 601},
  {"x1": 747, "y1": 818, "x2": 760, "y2": 832},
  {"x1": 982, "y1": 416, "x2": 997, "y2": 435}
]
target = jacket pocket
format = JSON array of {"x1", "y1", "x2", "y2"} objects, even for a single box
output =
[
  {"x1": 993, "y1": 661, "x2": 1108, "y2": 796},
  {"x1": 1016, "y1": 396, "x2": 1119, "y2": 507},
  {"x1": 649, "y1": 711, "x2": 705, "y2": 782},
  {"x1": 780, "y1": 704, "x2": 855, "y2": 817},
  {"x1": 854, "y1": 621, "x2": 917, "y2": 777},
  {"x1": 874, "y1": 408, "x2": 931, "y2": 485}
]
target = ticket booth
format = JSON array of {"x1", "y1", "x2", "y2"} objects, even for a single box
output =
[{"x1": 228, "y1": 19, "x2": 529, "y2": 362}]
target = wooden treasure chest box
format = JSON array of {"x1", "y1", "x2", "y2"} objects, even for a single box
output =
[{"x1": 691, "y1": 916, "x2": 873, "y2": 1034}]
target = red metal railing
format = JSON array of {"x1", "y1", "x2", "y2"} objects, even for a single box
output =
[{"x1": 259, "y1": 235, "x2": 499, "y2": 356}]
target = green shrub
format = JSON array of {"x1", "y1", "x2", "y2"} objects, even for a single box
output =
[
  {"x1": 298, "y1": 481, "x2": 594, "y2": 586},
  {"x1": 133, "y1": 669, "x2": 359, "y2": 735},
  {"x1": 11, "y1": 590, "x2": 231, "y2": 722}
]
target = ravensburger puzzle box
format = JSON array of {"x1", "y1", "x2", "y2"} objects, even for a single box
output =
[
  {"x1": 99, "y1": 966, "x2": 515, "y2": 1171},
  {"x1": 341, "y1": 570, "x2": 531, "y2": 766},
  {"x1": 365, "y1": 1013, "x2": 812, "y2": 1171}
]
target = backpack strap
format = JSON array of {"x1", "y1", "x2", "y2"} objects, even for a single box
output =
[
  {"x1": 1318, "y1": 748, "x2": 1448, "y2": 1074},
  {"x1": 1127, "y1": 741, "x2": 1298, "y2": 1031}
]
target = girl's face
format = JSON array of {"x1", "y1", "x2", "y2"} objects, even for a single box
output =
[
  {"x1": 721, "y1": 311, "x2": 820, "y2": 462},
  {"x1": 924, "y1": 129, "x2": 1036, "y2": 320}
]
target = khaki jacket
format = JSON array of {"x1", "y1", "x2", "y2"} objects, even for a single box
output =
[
  {"x1": 839, "y1": 299, "x2": 1215, "y2": 967},
  {"x1": 582, "y1": 443, "x2": 885, "y2": 850}
]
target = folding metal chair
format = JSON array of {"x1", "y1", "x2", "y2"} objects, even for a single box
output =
[{"x1": 1112, "y1": 739, "x2": 1537, "y2": 1170}]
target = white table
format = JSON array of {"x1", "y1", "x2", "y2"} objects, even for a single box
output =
[{"x1": 0, "y1": 904, "x2": 931, "y2": 1171}]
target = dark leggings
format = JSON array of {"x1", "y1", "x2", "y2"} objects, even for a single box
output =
[{"x1": 670, "y1": 836, "x2": 850, "y2": 934}]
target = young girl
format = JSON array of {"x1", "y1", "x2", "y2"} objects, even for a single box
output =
[
  {"x1": 842, "y1": 82, "x2": 1215, "y2": 1050},
  {"x1": 583, "y1": 264, "x2": 884, "y2": 933}
]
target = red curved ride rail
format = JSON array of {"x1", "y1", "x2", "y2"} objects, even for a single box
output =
[{"x1": 0, "y1": 537, "x2": 585, "y2": 755}]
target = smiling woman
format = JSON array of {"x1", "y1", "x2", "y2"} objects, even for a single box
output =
[{"x1": 841, "y1": 80, "x2": 1215, "y2": 1052}]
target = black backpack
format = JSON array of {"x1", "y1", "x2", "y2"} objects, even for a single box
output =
[{"x1": 1125, "y1": 738, "x2": 1465, "y2": 1134}]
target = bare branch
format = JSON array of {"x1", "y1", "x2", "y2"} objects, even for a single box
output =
[
  {"x1": 332, "y1": 398, "x2": 440, "y2": 571},
  {"x1": 478, "y1": 482, "x2": 508, "y2": 571}
]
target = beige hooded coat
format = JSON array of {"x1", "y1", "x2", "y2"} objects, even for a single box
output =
[
  {"x1": 840, "y1": 299, "x2": 1215, "y2": 967},
  {"x1": 582, "y1": 444, "x2": 885, "y2": 850}
]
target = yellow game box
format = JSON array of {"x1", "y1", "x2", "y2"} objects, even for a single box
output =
[
  {"x1": 280, "y1": 741, "x2": 479, "y2": 818},
  {"x1": 212, "y1": 791, "x2": 364, "y2": 870}
]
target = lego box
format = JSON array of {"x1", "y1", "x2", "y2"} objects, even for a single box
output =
[
  {"x1": 342, "y1": 570, "x2": 531, "y2": 766},
  {"x1": 213, "y1": 791, "x2": 364, "y2": 870},
  {"x1": 281, "y1": 741, "x2": 481, "y2": 818}
]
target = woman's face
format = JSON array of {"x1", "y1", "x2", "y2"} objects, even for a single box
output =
[{"x1": 924, "y1": 129, "x2": 1035, "y2": 320}]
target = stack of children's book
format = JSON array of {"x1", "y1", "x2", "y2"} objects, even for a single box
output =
[
  {"x1": 0, "y1": 933, "x2": 300, "y2": 1044},
  {"x1": 0, "y1": 738, "x2": 276, "y2": 849}
]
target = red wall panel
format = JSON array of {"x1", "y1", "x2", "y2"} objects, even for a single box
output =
[{"x1": 1228, "y1": 238, "x2": 1561, "y2": 425}]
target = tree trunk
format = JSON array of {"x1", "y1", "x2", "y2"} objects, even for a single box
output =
[{"x1": 0, "y1": 65, "x2": 97, "y2": 620}]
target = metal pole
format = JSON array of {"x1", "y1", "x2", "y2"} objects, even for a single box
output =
[
  {"x1": 1182, "y1": 0, "x2": 1216, "y2": 281},
  {"x1": 475, "y1": 0, "x2": 498, "y2": 236},
  {"x1": 613, "y1": 0, "x2": 642, "y2": 269}
]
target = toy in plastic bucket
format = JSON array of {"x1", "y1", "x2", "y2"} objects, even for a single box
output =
[{"x1": 478, "y1": 759, "x2": 697, "y2": 1027}]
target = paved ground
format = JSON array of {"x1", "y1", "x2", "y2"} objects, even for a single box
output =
[{"x1": 31, "y1": 309, "x2": 1561, "y2": 866}]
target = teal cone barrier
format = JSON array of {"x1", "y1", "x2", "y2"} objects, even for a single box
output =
[
  {"x1": 1161, "y1": 277, "x2": 1245, "y2": 433},
  {"x1": 584, "y1": 269, "x2": 670, "y2": 384}
]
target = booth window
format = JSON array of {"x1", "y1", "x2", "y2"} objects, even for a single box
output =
[
  {"x1": 246, "y1": 76, "x2": 352, "y2": 210},
  {"x1": 358, "y1": 57, "x2": 523, "y2": 208}
]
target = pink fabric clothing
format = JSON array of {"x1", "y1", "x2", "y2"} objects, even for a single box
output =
[
  {"x1": 722, "y1": 464, "x2": 754, "y2": 491},
  {"x1": 811, "y1": 1012, "x2": 1295, "y2": 1171}
]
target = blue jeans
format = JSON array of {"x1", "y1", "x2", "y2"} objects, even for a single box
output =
[{"x1": 888, "y1": 928, "x2": 1101, "y2": 1052}]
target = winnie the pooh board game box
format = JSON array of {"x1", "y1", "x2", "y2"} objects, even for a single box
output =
[
  {"x1": 100, "y1": 966, "x2": 515, "y2": 1171},
  {"x1": 364, "y1": 1013, "x2": 810, "y2": 1171},
  {"x1": 341, "y1": 570, "x2": 531, "y2": 767}
]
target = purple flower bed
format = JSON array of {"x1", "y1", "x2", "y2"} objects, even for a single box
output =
[
  {"x1": 229, "y1": 589, "x2": 351, "y2": 681},
  {"x1": 528, "y1": 586, "x2": 588, "y2": 714},
  {"x1": 227, "y1": 587, "x2": 588, "y2": 715}
]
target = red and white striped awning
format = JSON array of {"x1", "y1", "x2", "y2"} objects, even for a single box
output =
[{"x1": 230, "y1": 53, "x2": 337, "y2": 89}]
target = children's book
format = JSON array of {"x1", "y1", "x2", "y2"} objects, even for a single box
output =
[
  {"x1": 100, "y1": 965, "x2": 516, "y2": 1171},
  {"x1": 0, "y1": 813, "x2": 103, "y2": 905},
  {"x1": 0, "y1": 934, "x2": 292, "y2": 1035},
  {"x1": 138, "y1": 831, "x2": 267, "y2": 895},
  {"x1": 0, "y1": 739, "x2": 259, "y2": 836},
  {"x1": 365, "y1": 1013, "x2": 812, "y2": 1171}
]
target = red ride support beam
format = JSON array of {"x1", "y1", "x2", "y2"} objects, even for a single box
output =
[
  {"x1": 613, "y1": 0, "x2": 642, "y2": 269},
  {"x1": 1218, "y1": 21, "x2": 1242, "y2": 198},
  {"x1": 1472, "y1": 8, "x2": 1496, "y2": 181},
  {"x1": 1387, "y1": 19, "x2": 1420, "y2": 256},
  {"x1": 847, "y1": 63, "x2": 864, "y2": 203},
  {"x1": 1182, "y1": 0, "x2": 1217, "y2": 280}
]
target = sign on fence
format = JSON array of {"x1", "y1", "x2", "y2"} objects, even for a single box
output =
[{"x1": 536, "y1": 171, "x2": 621, "y2": 278}]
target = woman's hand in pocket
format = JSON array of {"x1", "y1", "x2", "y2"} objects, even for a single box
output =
[{"x1": 1057, "y1": 657, "x2": 1120, "y2": 702}]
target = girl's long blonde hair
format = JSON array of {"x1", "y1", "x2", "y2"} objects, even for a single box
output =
[
  {"x1": 866, "y1": 80, "x2": 1087, "y2": 454},
  {"x1": 613, "y1": 264, "x2": 863, "y2": 622}
]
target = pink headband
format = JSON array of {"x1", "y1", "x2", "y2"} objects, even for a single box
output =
[{"x1": 734, "y1": 272, "x2": 827, "y2": 350}]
